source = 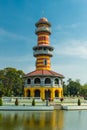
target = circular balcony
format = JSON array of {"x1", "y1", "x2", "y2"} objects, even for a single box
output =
[
  {"x1": 33, "y1": 49, "x2": 53, "y2": 57},
  {"x1": 33, "y1": 46, "x2": 54, "y2": 57},
  {"x1": 35, "y1": 27, "x2": 51, "y2": 35}
]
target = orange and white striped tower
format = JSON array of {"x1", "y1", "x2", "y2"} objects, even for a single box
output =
[
  {"x1": 33, "y1": 17, "x2": 53, "y2": 70},
  {"x1": 24, "y1": 17, "x2": 64, "y2": 99}
]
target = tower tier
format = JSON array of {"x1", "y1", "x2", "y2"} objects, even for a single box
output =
[
  {"x1": 35, "y1": 26, "x2": 51, "y2": 35},
  {"x1": 36, "y1": 55, "x2": 51, "y2": 70},
  {"x1": 33, "y1": 46, "x2": 54, "y2": 57},
  {"x1": 34, "y1": 18, "x2": 53, "y2": 71}
]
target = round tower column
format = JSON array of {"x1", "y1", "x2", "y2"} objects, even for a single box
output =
[{"x1": 33, "y1": 18, "x2": 54, "y2": 70}]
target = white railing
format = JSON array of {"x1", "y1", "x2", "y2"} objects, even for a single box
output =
[
  {"x1": 35, "y1": 27, "x2": 51, "y2": 33},
  {"x1": 33, "y1": 50, "x2": 53, "y2": 56}
]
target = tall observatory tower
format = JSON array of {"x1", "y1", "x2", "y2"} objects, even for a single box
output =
[
  {"x1": 24, "y1": 18, "x2": 64, "y2": 99},
  {"x1": 34, "y1": 17, "x2": 53, "y2": 70}
]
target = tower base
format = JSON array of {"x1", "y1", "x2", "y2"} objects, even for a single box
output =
[{"x1": 24, "y1": 87, "x2": 63, "y2": 100}]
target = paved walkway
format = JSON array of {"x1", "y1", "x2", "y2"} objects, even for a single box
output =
[
  {"x1": 0, "y1": 105, "x2": 54, "y2": 111},
  {"x1": 62, "y1": 105, "x2": 87, "y2": 110}
]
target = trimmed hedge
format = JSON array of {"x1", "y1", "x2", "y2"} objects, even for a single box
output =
[
  {"x1": 32, "y1": 98, "x2": 35, "y2": 106},
  {"x1": 15, "y1": 98, "x2": 19, "y2": 106}
]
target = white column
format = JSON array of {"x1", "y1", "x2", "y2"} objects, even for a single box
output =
[{"x1": 31, "y1": 78, "x2": 34, "y2": 86}]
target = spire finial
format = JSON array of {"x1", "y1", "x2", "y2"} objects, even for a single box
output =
[{"x1": 42, "y1": 10, "x2": 45, "y2": 17}]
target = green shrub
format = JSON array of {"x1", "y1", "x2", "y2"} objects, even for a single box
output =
[
  {"x1": 0, "y1": 98, "x2": 3, "y2": 106},
  {"x1": 32, "y1": 98, "x2": 35, "y2": 106},
  {"x1": 78, "y1": 99, "x2": 81, "y2": 106},
  {"x1": 15, "y1": 98, "x2": 19, "y2": 106}
]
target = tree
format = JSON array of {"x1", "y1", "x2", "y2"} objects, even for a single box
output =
[
  {"x1": 0, "y1": 97, "x2": 3, "y2": 106},
  {"x1": 63, "y1": 81, "x2": 67, "y2": 96},
  {"x1": 0, "y1": 67, "x2": 25, "y2": 96},
  {"x1": 0, "y1": 83, "x2": 5, "y2": 97},
  {"x1": 80, "y1": 83, "x2": 87, "y2": 97},
  {"x1": 67, "y1": 78, "x2": 81, "y2": 96}
]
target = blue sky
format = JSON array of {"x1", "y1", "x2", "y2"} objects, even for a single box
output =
[{"x1": 0, "y1": 0, "x2": 87, "y2": 84}]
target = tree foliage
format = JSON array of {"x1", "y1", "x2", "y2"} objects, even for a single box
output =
[
  {"x1": 63, "y1": 78, "x2": 81, "y2": 96},
  {"x1": 80, "y1": 84, "x2": 87, "y2": 97},
  {"x1": 63, "y1": 78, "x2": 87, "y2": 97},
  {"x1": 0, "y1": 98, "x2": 3, "y2": 106},
  {"x1": 63, "y1": 81, "x2": 67, "y2": 96},
  {"x1": 67, "y1": 78, "x2": 81, "y2": 96},
  {"x1": 0, "y1": 67, "x2": 87, "y2": 98},
  {"x1": 0, "y1": 67, "x2": 25, "y2": 97}
]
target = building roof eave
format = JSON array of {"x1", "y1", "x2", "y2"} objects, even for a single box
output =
[{"x1": 24, "y1": 70, "x2": 64, "y2": 79}]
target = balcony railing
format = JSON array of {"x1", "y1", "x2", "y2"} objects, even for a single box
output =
[
  {"x1": 24, "y1": 83, "x2": 62, "y2": 88},
  {"x1": 33, "y1": 50, "x2": 53, "y2": 56},
  {"x1": 35, "y1": 27, "x2": 51, "y2": 34}
]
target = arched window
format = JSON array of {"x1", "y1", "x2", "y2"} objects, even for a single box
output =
[
  {"x1": 34, "y1": 78, "x2": 41, "y2": 84},
  {"x1": 55, "y1": 78, "x2": 59, "y2": 84},
  {"x1": 45, "y1": 90, "x2": 51, "y2": 99},
  {"x1": 44, "y1": 59, "x2": 47, "y2": 66},
  {"x1": 45, "y1": 78, "x2": 51, "y2": 84},
  {"x1": 55, "y1": 90, "x2": 59, "y2": 97},
  {"x1": 34, "y1": 90, "x2": 40, "y2": 97},
  {"x1": 27, "y1": 90, "x2": 31, "y2": 97},
  {"x1": 27, "y1": 78, "x2": 31, "y2": 84}
]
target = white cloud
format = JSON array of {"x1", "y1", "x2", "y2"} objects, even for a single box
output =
[
  {"x1": 0, "y1": 54, "x2": 35, "y2": 73},
  {"x1": 71, "y1": 0, "x2": 87, "y2": 3},
  {"x1": 52, "y1": 39, "x2": 87, "y2": 84},
  {"x1": 0, "y1": 54, "x2": 34, "y2": 62},
  {"x1": 54, "y1": 39, "x2": 87, "y2": 59},
  {"x1": 65, "y1": 23, "x2": 80, "y2": 29},
  {"x1": 56, "y1": 25, "x2": 62, "y2": 30},
  {"x1": 55, "y1": 22, "x2": 80, "y2": 31},
  {"x1": 0, "y1": 28, "x2": 27, "y2": 41},
  {"x1": 52, "y1": 63, "x2": 87, "y2": 84}
]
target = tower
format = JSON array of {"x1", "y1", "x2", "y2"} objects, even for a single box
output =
[
  {"x1": 24, "y1": 18, "x2": 64, "y2": 99},
  {"x1": 33, "y1": 17, "x2": 53, "y2": 70}
]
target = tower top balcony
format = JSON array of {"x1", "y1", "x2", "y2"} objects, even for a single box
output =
[{"x1": 35, "y1": 26, "x2": 51, "y2": 35}]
